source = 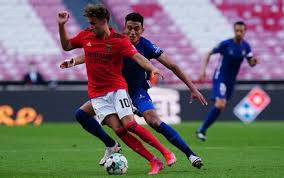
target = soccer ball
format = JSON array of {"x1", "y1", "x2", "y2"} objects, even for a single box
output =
[{"x1": 104, "y1": 153, "x2": 128, "y2": 175}]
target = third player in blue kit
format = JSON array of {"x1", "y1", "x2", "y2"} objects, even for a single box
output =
[{"x1": 196, "y1": 21, "x2": 259, "y2": 141}]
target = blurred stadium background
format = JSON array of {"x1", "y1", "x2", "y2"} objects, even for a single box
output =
[
  {"x1": 0, "y1": 0, "x2": 283, "y2": 177},
  {"x1": 1, "y1": 0, "x2": 284, "y2": 82}
]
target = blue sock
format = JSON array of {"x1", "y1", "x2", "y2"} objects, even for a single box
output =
[
  {"x1": 156, "y1": 122, "x2": 196, "y2": 157},
  {"x1": 198, "y1": 106, "x2": 221, "y2": 134},
  {"x1": 75, "y1": 109, "x2": 116, "y2": 147}
]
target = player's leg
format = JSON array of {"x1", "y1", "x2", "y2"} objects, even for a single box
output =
[
  {"x1": 132, "y1": 89, "x2": 202, "y2": 168},
  {"x1": 91, "y1": 94, "x2": 162, "y2": 174},
  {"x1": 102, "y1": 114, "x2": 155, "y2": 161},
  {"x1": 75, "y1": 101, "x2": 117, "y2": 147},
  {"x1": 114, "y1": 90, "x2": 170, "y2": 167},
  {"x1": 196, "y1": 98, "x2": 225, "y2": 141},
  {"x1": 116, "y1": 116, "x2": 164, "y2": 175},
  {"x1": 143, "y1": 109, "x2": 202, "y2": 168},
  {"x1": 196, "y1": 81, "x2": 229, "y2": 141},
  {"x1": 75, "y1": 101, "x2": 120, "y2": 165},
  {"x1": 103, "y1": 114, "x2": 163, "y2": 175}
]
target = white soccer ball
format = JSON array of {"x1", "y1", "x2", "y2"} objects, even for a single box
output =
[{"x1": 104, "y1": 153, "x2": 128, "y2": 175}]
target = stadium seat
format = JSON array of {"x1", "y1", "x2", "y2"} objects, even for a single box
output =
[
  {"x1": 0, "y1": 0, "x2": 283, "y2": 83},
  {"x1": 211, "y1": 0, "x2": 284, "y2": 80},
  {"x1": 0, "y1": 0, "x2": 84, "y2": 81}
]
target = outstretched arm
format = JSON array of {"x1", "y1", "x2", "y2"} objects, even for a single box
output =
[
  {"x1": 199, "y1": 51, "x2": 213, "y2": 81},
  {"x1": 157, "y1": 53, "x2": 208, "y2": 105},
  {"x1": 60, "y1": 55, "x2": 85, "y2": 69},
  {"x1": 131, "y1": 53, "x2": 163, "y2": 78},
  {"x1": 57, "y1": 11, "x2": 75, "y2": 51}
]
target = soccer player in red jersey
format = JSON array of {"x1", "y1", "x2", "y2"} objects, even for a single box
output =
[{"x1": 57, "y1": 4, "x2": 174, "y2": 174}]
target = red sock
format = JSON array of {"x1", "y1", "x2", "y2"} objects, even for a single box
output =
[
  {"x1": 115, "y1": 127, "x2": 154, "y2": 162},
  {"x1": 126, "y1": 120, "x2": 170, "y2": 155}
]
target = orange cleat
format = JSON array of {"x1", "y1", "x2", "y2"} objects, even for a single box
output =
[
  {"x1": 164, "y1": 152, "x2": 177, "y2": 166},
  {"x1": 148, "y1": 158, "x2": 164, "y2": 175}
]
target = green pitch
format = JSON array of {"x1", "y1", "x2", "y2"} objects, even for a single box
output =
[{"x1": 0, "y1": 122, "x2": 283, "y2": 178}]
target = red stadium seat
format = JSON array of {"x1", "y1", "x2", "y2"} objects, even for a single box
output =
[{"x1": 0, "y1": 0, "x2": 283, "y2": 83}]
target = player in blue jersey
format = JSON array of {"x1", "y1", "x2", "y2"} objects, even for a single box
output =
[
  {"x1": 196, "y1": 21, "x2": 259, "y2": 141},
  {"x1": 61, "y1": 12, "x2": 208, "y2": 168}
]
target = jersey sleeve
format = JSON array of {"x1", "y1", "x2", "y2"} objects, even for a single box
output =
[
  {"x1": 148, "y1": 42, "x2": 164, "y2": 59},
  {"x1": 69, "y1": 31, "x2": 85, "y2": 48},
  {"x1": 245, "y1": 43, "x2": 253, "y2": 60},
  {"x1": 212, "y1": 40, "x2": 227, "y2": 54},
  {"x1": 120, "y1": 38, "x2": 138, "y2": 58}
]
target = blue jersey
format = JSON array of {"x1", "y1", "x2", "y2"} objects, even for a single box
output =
[
  {"x1": 122, "y1": 37, "x2": 163, "y2": 93},
  {"x1": 212, "y1": 38, "x2": 253, "y2": 84}
]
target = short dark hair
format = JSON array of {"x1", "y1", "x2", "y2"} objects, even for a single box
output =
[
  {"x1": 125, "y1": 12, "x2": 144, "y2": 27},
  {"x1": 234, "y1": 21, "x2": 246, "y2": 29},
  {"x1": 84, "y1": 4, "x2": 110, "y2": 22}
]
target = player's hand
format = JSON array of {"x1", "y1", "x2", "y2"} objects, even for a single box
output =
[
  {"x1": 249, "y1": 57, "x2": 259, "y2": 67},
  {"x1": 57, "y1": 11, "x2": 69, "y2": 25},
  {"x1": 59, "y1": 58, "x2": 75, "y2": 69},
  {"x1": 190, "y1": 89, "x2": 208, "y2": 105},
  {"x1": 149, "y1": 72, "x2": 158, "y2": 86},
  {"x1": 151, "y1": 68, "x2": 164, "y2": 80}
]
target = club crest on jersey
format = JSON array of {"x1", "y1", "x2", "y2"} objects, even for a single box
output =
[{"x1": 106, "y1": 44, "x2": 112, "y2": 52}]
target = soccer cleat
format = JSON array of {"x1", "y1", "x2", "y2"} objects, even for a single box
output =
[
  {"x1": 196, "y1": 131, "x2": 207, "y2": 141},
  {"x1": 99, "y1": 142, "x2": 121, "y2": 166},
  {"x1": 148, "y1": 158, "x2": 164, "y2": 175},
  {"x1": 164, "y1": 152, "x2": 177, "y2": 166},
  {"x1": 189, "y1": 155, "x2": 204, "y2": 169}
]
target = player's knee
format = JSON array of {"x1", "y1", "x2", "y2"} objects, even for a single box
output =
[
  {"x1": 215, "y1": 100, "x2": 226, "y2": 110},
  {"x1": 145, "y1": 116, "x2": 161, "y2": 129},
  {"x1": 125, "y1": 120, "x2": 138, "y2": 132},
  {"x1": 115, "y1": 127, "x2": 127, "y2": 137},
  {"x1": 75, "y1": 109, "x2": 89, "y2": 125},
  {"x1": 144, "y1": 110, "x2": 161, "y2": 129}
]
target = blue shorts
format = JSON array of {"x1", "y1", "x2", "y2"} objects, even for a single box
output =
[
  {"x1": 211, "y1": 80, "x2": 235, "y2": 101},
  {"x1": 129, "y1": 88, "x2": 155, "y2": 114}
]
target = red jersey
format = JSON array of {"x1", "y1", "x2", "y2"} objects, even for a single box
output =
[{"x1": 70, "y1": 28, "x2": 138, "y2": 98}]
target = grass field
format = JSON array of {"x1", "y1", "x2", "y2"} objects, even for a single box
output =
[{"x1": 0, "y1": 122, "x2": 283, "y2": 178}]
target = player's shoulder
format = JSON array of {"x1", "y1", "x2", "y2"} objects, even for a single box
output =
[
  {"x1": 216, "y1": 38, "x2": 232, "y2": 48},
  {"x1": 82, "y1": 27, "x2": 93, "y2": 33},
  {"x1": 139, "y1": 36, "x2": 151, "y2": 44},
  {"x1": 74, "y1": 27, "x2": 93, "y2": 37},
  {"x1": 139, "y1": 37, "x2": 160, "y2": 49},
  {"x1": 112, "y1": 32, "x2": 127, "y2": 39},
  {"x1": 242, "y1": 40, "x2": 251, "y2": 47},
  {"x1": 111, "y1": 32, "x2": 130, "y2": 44},
  {"x1": 140, "y1": 37, "x2": 155, "y2": 46},
  {"x1": 222, "y1": 38, "x2": 234, "y2": 44},
  {"x1": 110, "y1": 29, "x2": 128, "y2": 40}
]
